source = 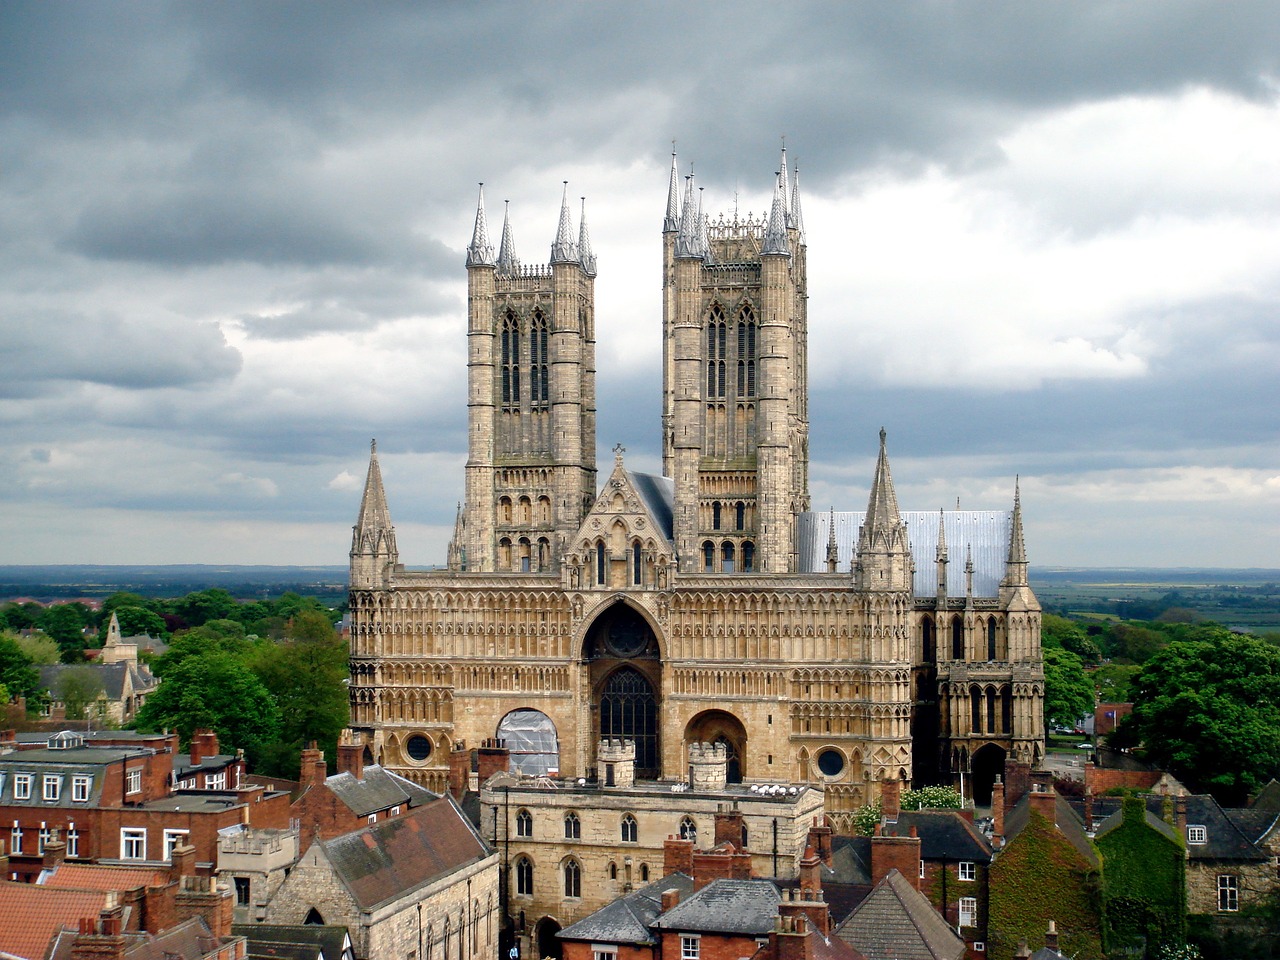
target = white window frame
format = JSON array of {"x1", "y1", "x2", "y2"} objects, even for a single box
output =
[
  {"x1": 391, "y1": 805, "x2": 401, "y2": 816},
  {"x1": 958, "y1": 860, "x2": 976, "y2": 881},
  {"x1": 11, "y1": 822, "x2": 22, "y2": 855},
  {"x1": 125, "y1": 768, "x2": 142, "y2": 795},
  {"x1": 1218, "y1": 874, "x2": 1239, "y2": 912},
  {"x1": 1187, "y1": 824, "x2": 1207, "y2": 844},
  {"x1": 67, "y1": 823, "x2": 79, "y2": 858},
  {"x1": 120, "y1": 827, "x2": 147, "y2": 861},
  {"x1": 206, "y1": 771, "x2": 226, "y2": 790},
  {"x1": 42, "y1": 775, "x2": 62, "y2": 802},
  {"x1": 38, "y1": 823, "x2": 51, "y2": 853},
  {"x1": 592, "y1": 947, "x2": 618, "y2": 960},
  {"x1": 368, "y1": 813, "x2": 378, "y2": 824},
  {"x1": 14, "y1": 774, "x2": 32, "y2": 800},
  {"x1": 72, "y1": 775, "x2": 91, "y2": 802},
  {"x1": 974, "y1": 943, "x2": 986, "y2": 953},
  {"x1": 163, "y1": 828, "x2": 189, "y2": 862},
  {"x1": 958, "y1": 896, "x2": 978, "y2": 928},
  {"x1": 681, "y1": 936, "x2": 700, "y2": 960},
  {"x1": 919, "y1": 860, "x2": 926, "y2": 879}
]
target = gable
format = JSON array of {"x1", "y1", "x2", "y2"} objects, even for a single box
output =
[{"x1": 570, "y1": 465, "x2": 675, "y2": 558}]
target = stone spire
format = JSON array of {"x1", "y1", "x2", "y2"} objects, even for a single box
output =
[
  {"x1": 761, "y1": 170, "x2": 791, "y2": 256},
  {"x1": 674, "y1": 173, "x2": 702, "y2": 259},
  {"x1": 778, "y1": 143, "x2": 793, "y2": 225},
  {"x1": 697, "y1": 188, "x2": 714, "y2": 264},
  {"x1": 790, "y1": 161, "x2": 806, "y2": 242},
  {"x1": 350, "y1": 439, "x2": 398, "y2": 589},
  {"x1": 105, "y1": 611, "x2": 122, "y2": 648},
  {"x1": 550, "y1": 182, "x2": 578, "y2": 263},
  {"x1": 965, "y1": 544, "x2": 975, "y2": 602},
  {"x1": 826, "y1": 507, "x2": 839, "y2": 574},
  {"x1": 664, "y1": 147, "x2": 681, "y2": 232},
  {"x1": 578, "y1": 197, "x2": 597, "y2": 276},
  {"x1": 446, "y1": 502, "x2": 466, "y2": 571},
  {"x1": 854, "y1": 429, "x2": 912, "y2": 592},
  {"x1": 496, "y1": 200, "x2": 519, "y2": 274},
  {"x1": 935, "y1": 508, "x2": 949, "y2": 603},
  {"x1": 465, "y1": 184, "x2": 495, "y2": 267},
  {"x1": 1004, "y1": 477, "x2": 1029, "y2": 587}
]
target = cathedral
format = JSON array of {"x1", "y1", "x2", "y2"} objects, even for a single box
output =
[{"x1": 345, "y1": 149, "x2": 1045, "y2": 821}]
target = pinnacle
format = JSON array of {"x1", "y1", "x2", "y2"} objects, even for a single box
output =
[{"x1": 466, "y1": 183, "x2": 495, "y2": 267}]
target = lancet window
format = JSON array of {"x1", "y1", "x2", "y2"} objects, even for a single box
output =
[
  {"x1": 706, "y1": 304, "x2": 727, "y2": 399},
  {"x1": 529, "y1": 310, "x2": 549, "y2": 408},
  {"x1": 500, "y1": 310, "x2": 521, "y2": 409},
  {"x1": 736, "y1": 305, "x2": 757, "y2": 398}
]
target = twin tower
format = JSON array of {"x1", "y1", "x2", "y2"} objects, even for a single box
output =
[{"x1": 454, "y1": 148, "x2": 810, "y2": 577}]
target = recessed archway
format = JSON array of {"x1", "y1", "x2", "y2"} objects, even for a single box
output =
[
  {"x1": 534, "y1": 917, "x2": 562, "y2": 960},
  {"x1": 583, "y1": 601, "x2": 662, "y2": 778},
  {"x1": 684, "y1": 710, "x2": 748, "y2": 783},
  {"x1": 971, "y1": 742, "x2": 1007, "y2": 808}
]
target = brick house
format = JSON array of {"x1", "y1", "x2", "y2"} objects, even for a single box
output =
[
  {"x1": 262, "y1": 794, "x2": 499, "y2": 960},
  {"x1": 1092, "y1": 796, "x2": 1186, "y2": 951},
  {"x1": 833, "y1": 869, "x2": 967, "y2": 960},
  {"x1": 0, "y1": 729, "x2": 291, "y2": 881}
]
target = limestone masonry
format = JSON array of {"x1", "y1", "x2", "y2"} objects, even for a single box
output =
[{"x1": 345, "y1": 148, "x2": 1045, "y2": 825}]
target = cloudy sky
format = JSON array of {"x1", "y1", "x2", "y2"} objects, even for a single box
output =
[{"x1": 3, "y1": 2, "x2": 1278, "y2": 568}]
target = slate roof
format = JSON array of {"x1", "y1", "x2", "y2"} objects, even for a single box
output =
[
  {"x1": 173, "y1": 753, "x2": 239, "y2": 780},
  {"x1": 1003, "y1": 794, "x2": 1099, "y2": 868},
  {"x1": 894, "y1": 811, "x2": 994, "y2": 863},
  {"x1": 0, "y1": 746, "x2": 152, "y2": 808},
  {"x1": 560, "y1": 873, "x2": 696, "y2": 945},
  {"x1": 321, "y1": 795, "x2": 491, "y2": 911},
  {"x1": 1251, "y1": 778, "x2": 1280, "y2": 811},
  {"x1": 46, "y1": 916, "x2": 236, "y2": 960},
  {"x1": 38, "y1": 661, "x2": 157, "y2": 703},
  {"x1": 0, "y1": 881, "x2": 108, "y2": 960},
  {"x1": 322, "y1": 764, "x2": 437, "y2": 817},
  {"x1": 1094, "y1": 806, "x2": 1180, "y2": 845},
  {"x1": 1161, "y1": 795, "x2": 1268, "y2": 861},
  {"x1": 654, "y1": 878, "x2": 780, "y2": 936},
  {"x1": 834, "y1": 870, "x2": 967, "y2": 960},
  {"x1": 1225, "y1": 807, "x2": 1280, "y2": 846},
  {"x1": 39, "y1": 862, "x2": 169, "y2": 891},
  {"x1": 233, "y1": 924, "x2": 354, "y2": 960},
  {"x1": 628, "y1": 471, "x2": 675, "y2": 541}
]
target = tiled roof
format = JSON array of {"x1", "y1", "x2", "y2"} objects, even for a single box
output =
[
  {"x1": 1003, "y1": 794, "x2": 1099, "y2": 868},
  {"x1": 894, "y1": 811, "x2": 993, "y2": 862},
  {"x1": 561, "y1": 873, "x2": 696, "y2": 944},
  {"x1": 233, "y1": 923, "x2": 353, "y2": 960},
  {"x1": 654, "y1": 878, "x2": 780, "y2": 935},
  {"x1": 628, "y1": 471, "x2": 675, "y2": 541},
  {"x1": 834, "y1": 870, "x2": 966, "y2": 960},
  {"x1": 39, "y1": 862, "x2": 169, "y2": 891},
  {"x1": 46, "y1": 915, "x2": 236, "y2": 960},
  {"x1": 322, "y1": 795, "x2": 491, "y2": 910},
  {"x1": 322, "y1": 765, "x2": 436, "y2": 817},
  {"x1": 0, "y1": 881, "x2": 107, "y2": 960}
]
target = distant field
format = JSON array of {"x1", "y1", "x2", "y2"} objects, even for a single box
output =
[{"x1": 1030, "y1": 567, "x2": 1280, "y2": 635}]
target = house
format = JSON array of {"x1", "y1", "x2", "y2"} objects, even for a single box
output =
[
  {"x1": 232, "y1": 923, "x2": 356, "y2": 960},
  {"x1": 833, "y1": 869, "x2": 967, "y2": 960},
  {"x1": 261, "y1": 795, "x2": 499, "y2": 960},
  {"x1": 1093, "y1": 796, "x2": 1186, "y2": 952},
  {"x1": 218, "y1": 825, "x2": 301, "y2": 924},
  {"x1": 37, "y1": 613, "x2": 158, "y2": 725},
  {"x1": 987, "y1": 773, "x2": 1102, "y2": 960},
  {"x1": 45, "y1": 913, "x2": 244, "y2": 960}
]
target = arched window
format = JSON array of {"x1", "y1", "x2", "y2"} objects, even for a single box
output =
[
  {"x1": 498, "y1": 538, "x2": 512, "y2": 571},
  {"x1": 970, "y1": 687, "x2": 982, "y2": 733},
  {"x1": 922, "y1": 616, "x2": 935, "y2": 662},
  {"x1": 712, "y1": 502, "x2": 722, "y2": 530},
  {"x1": 303, "y1": 907, "x2": 324, "y2": 925},
  {"x1": 737, "y1": 305, "x2": 757, "y2": 398},
  {"x1": 563, "y1": 859, "x2": 581, "y2": 898},
  {"x1": 596, "y1": 542, "x2": 606, "y2": 585},
  {"x1": 706, "y1": 305, "x2": 726, "y2": 399},
  {"x1": 721, "y1": 541, "x2": 735, "y2": 573},
  {"x1": 735, "y1": 502, "x2": 745, "y2": 530},
  {"x1": 639, "y1": 863, "x2": 650, "y2": 882},
  {"x1": 702, "y1": 541, "x2": 714, "y2": 572},
  {"x1": 633, "y1": 541, "x2": 643, "y2": 586},
  {"x1": 679, "y1": 816, "x2": 697, "y2": 842},
  {"x1": 499, "y1": 497, "x2": 512, "y2": 522},
  {"x1": 515, "y1": 856, "x2": 533, "y2": 896},
  {"x1": 952, "y1": 616, "x2": 965, "y2": 660},
  {"x1": 741, "y1": 541, "x2": 755, "y2": 573},
  {"x1": 515, "y1": 809, "x2": 532, "y2": 837},
  {"x1": 537, "y1": 538, "x2": 550, "y2": 571},
  {"x1": 529, "y1": 310, "x2": 549, "y2": 408},
  {"x1": 518, "y1": 537, "x2": 532, "y2": 573},
  {"x1": 987, "y1": 687, "x2": 997, "y2": 733},
  {"x1": 608, "y1": 861, "x2": 618, "y2": 880},
  {"x1": 500, "y1": 311, "x2": 520, "y2": 408},
  {"x1": 564, "y1": 812, "x2": 581, "y2": 839},
  {"x1": 987, "y1": 618, "x2": 998, "y2": 661},
  {"x1": 621, "y1": 814, "x2": 638, "y2": 843}
]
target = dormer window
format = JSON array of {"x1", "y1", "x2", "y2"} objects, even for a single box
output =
[
  {"x1": 1187, "y1": 825, "x2": 1207, "y2": 844},
  {"x1": 14, "y1": 774, "x2": 32, "y2": 800},
  {"x1": 42, "y1": 775, "x2": 61, "y2": 801}
]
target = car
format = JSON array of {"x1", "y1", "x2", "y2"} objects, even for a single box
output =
[{"x1": 1076, "y1": 742, "x2": 1092, "y2": 750}]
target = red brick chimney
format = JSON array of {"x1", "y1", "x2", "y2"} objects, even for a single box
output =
[
  {"x1": 477, "y1": 739, "x2": 510, "y2": 784},
  {"x1": 991, "y1": 776, "x2": 1005, "y2": 848},
  {"x1": 771, "y1": 913, "x2": 814, "y2": 960},
  {"x1": 881, "y1": 777, "x2": 902, "y2": 822},
  {"x1": 299, "y1": 742, "x2": 325, "y2": 788},
  {"x1": 189, "y1": 729, "x2": 219, "y2": 766},
  {"x1": 664, "y1": 835, "x2": 695, "y2": 876},
  {"x1": 175, "y1": 875, "x2": 234, "y2": 939},
  {"x1": 780, "y1": 877, "x2": 830, "y2": 936},
  {"x1": 870, "y1": 825, "x2": 921, "y2": 890},
  {"x1": 1175, "y1": 796, "x2": 1187, "y2": 837},
  {"x1": 337, "y1": 733, "x2": 364, "y2": 780},
  {"x1": 1043, "y1": 920, "x2": 1059, "y2": 953},
  {"x1": 798, "y1": 845, "x2": 822, "y2": 898},
  {"x1": 1004, "y1": 758, "x2": 1032, "y2": 808},
  {"x1": 1083, "y1": 789, "x2": 1095, "y2": 832},
  {"x1": 713, "y1": 806, "x2": 745, "y2": 848},
  {"x1": 691, "y1": 844, "x2": 752, "y2": 889},
  {"x1": 660, "y1": 889, "x2": 682, "y2": 912},
  {"x1": 70, "y1": 902, "x2": 128, "y2": 960},
  {"x1": 169, "y1": 841, "x2": 197, "y2": 881},
  {"x1": 1028, "y1": 774, "x2": 1057, "y2": 825},
  {"x1": 448, "y1": 742, "x2": 471, "y2": 799},
  {"x1": 806, "y1": 815, "x2": 833, "y2": 867}
]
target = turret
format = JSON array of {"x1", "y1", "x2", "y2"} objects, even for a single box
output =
[
  {"x1": 853, "y1": 430, "x2": 913, "y2": 593},
  {"x1": 1003, "y1": 477, "x2": 1028, "y2": 587},
  {"x1": 935, "y1": 509, "x2": 948, "y2": 606},
  {"x1": 496, "y1": 200, "x2": 519, "y2": 275},
  {"x1": 350, "y1": 440, "x2": 398, "y2": 590},
  {"x1": 761, "y1": 170, "x2": 791, "y2": 257}
]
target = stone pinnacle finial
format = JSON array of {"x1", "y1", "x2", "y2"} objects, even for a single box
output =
[
  {"x1": 762, "y1": 170, "x2": 791, "y2": 256},
  {"x1": 664, "y1": 145, "x2": 681, "y2": 232},
  {"x1": 496, "y1": 200, "x2": 520, "y2": 274},
  {"x1": 674, "y1": 173, "x2": 702, "y2": 259},
  {"x1": 579, "y1": 197, "x2": 597, "y2": 276},
  {"x1": 551, "y1": 181, "x2": 578, "y2": 264},
  {"x1": 466, "y1": 183, "x2": 495, "y2": 267},
  {"x1": 790, "y1": 160, "x2": 805, "y2": 242}
]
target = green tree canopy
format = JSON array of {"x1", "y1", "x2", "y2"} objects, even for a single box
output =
[
  {"x1": 152, "y1": 620, "x2": 255, "y2": 676},
  {"x1": 10, "y1": 631, "x2": 59, "y2": 665},
  {"x1": 55, "y1": 666, "x2": 105, "y2": 721},
  {"x1": 172, "y1": 589, "x2": 241, "y2": 628},
  {"x1": 1042, "y1": 614, "x2": 1102, "y2": 662},
  {"x1": 0, "y1": 633, "x2": 41, "y2": 705},
  {"x1": 1044, "y1": 647, "x2": 1094, "y2": 731},
  {"x1": 111, "y1": 605, "x2": 168, "y2": 640},
  {"x1": 135, "y1": 651, "x2": 281, "y2": 768},
  {"x1": 1124, "y1": 633, "x2": 1280, "y2": 805},
  {"x1": 40, "y1": 603, "x2": 93, "y2": 662}
]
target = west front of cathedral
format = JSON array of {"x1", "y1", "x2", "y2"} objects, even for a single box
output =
[{"x1": 345, "y1": 150, "x2": 1045, "y2": 822}]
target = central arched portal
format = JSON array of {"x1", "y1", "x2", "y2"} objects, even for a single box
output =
[{"x1": 584, "y1": 602, "x2": 662, "y2": 778}]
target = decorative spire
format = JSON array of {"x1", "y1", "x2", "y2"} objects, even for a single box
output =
[
  {"x1": 496, "y1": 200, "x2": 519, "y2": 274},
  {"x1": 352, "y1": 438, "x2": 397, "y2": 563},
  {"x1": 697, "y1": 188, "x2": 714, "y2": 264},
  {"x1": 674, "y1": 173, "x2": 702, "y2": 259},
  {"x1": 864, "y1": 428, "x2": 901, "y2": 531},
  {"x1": 447, "y1": 502, "x2": 467, "y2": 571},
  {"x1": 936, "y1": 508, "x2": 948, "y2": 561},
  {"x1": 761, "y1": 171, "x2": 791, "y2": 256},
  {"x1": 466, "y1": 184, "x2": 495, "y2": 267},
  {"x1": 105, "y1": 611, "x2": 122, "y2": 647},
  {"x1": 790, "y1": 161, "x2": 806, "y2": 242},
  {"x1": 550, "y1": 182, "x2": 578, "y2": 264},
  {"x1": 664, "y1": 146, "x2": 681, "y2": 233},
  {"x1": 778, "y1": 143, "x2": 793, "y2": 225},
  {"x1": 578, "y1": 197, "x2": 597, "y2": 276},
  {"x1": 1004, "y1": 476, "x2": 1029, "y2": 586},
  {"x1": 826, "y1": 507, "x2": 840, "y2": 573},
  {"x1": 854, "y1": 429, "x2": 912, "y2": 592},
  {"x1": 935, "y1": 508, "x2": 949, "y2": 603},
  {"x1": 965, "y1": 544, "x2": 975, "y2": 602}
]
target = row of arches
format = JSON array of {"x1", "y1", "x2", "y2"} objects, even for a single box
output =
[
  {"x1": 497, "y1": 536, "x2": 552, "y2": 573},
  {"x1": 497, "y1": 494, "x2": 553, "y2": 526},
  {"x1": 921, "y1": 614, "x2": 1008, "y2": 663},
  {"x1": 701, "y1": 539, "x2": 755, "y2": 573}
]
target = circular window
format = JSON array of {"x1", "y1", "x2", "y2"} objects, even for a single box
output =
[
  {"x1": 816, "y1": 749, "x2": 845, "y2": 777},
  {"x1": 406, "y1": 735, "x2": 433, "y2": 762}
]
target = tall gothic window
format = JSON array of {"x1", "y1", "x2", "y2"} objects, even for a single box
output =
[
  {"x1": 952, "y1": 616, "x2": 965, "y2": 660},
  {"x1": 987, "y1": 619, "x2": 998, "y2": 660},
  {"x1": 706, "y1": 305, "x2": 726, "y2": 399},
  {"x1": 596, "y1": 542, "x2": 606, "y2": 585},
  {"x1": 529, "y1": 310, "x2": 549, "y2": 408},
  {"x1": 741, "y1": 541, "x2": 754, "y2": 573},
  {"x1": 563, "y1": 858, "x2": 582, "y2": 898},
  {"x1": 500, "y1": 310, "x2": 520, "y2": 408},
  {"x1": 736, "y1": 305, "x2": 757, "y2": 397},
  {"x1": 632, "y1": 541, "x2": 643, "y2": 586},
  {"x1": 515, "y1": 856, "x2": 533, "y2": 895}
]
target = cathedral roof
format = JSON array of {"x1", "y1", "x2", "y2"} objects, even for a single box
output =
[
  {"x1": 627, "y1": 470, "x2": 675, "y2": 541},
  {"x1": 796, "y1": 510, "x2": 1013, "y2": 597}
]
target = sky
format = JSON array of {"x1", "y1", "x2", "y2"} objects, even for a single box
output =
[{"x1": 2, "y1": 2, "x2": 1279, "y2": 569}]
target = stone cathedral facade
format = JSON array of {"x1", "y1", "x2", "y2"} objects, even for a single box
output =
[{"x1": 346, "y1": 150, "x2": 1045, "y2": 823}]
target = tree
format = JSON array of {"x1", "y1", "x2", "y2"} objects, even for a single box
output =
[
  {"x1": 1044, "y1": 647, "x2": 1094, "y2": 731},
  {"x1": 55, "y1": 666, "x2": 105, "y2": 721},
  {"x1": 152, "y1": 620, "x2": 253, "y2": 676},
  {"x1": 172, "y1": 589, "x2": 241, "y2": 628},
  {"x1": 1124, "y1": 633, "x2": 1280, "y2": 805},
  {"x1": 111, "y1": 605, "x2": 168, "y2": 640},
  {"x1": 134, "y1": 651, "x2": 281, "y2": 768},
  {"x1": 0, "y1": 634, "x2": 40, "y2": 706},
  {"x1": 901, "y1": 786, "x2": 964, "y2": 810},
  {"x1": 12, "y1": 631, "x2": 59, "y2": 665},
  {"x1": 1093, "y1": 661, "x2": 1140, "y2": 702},
  {"x1": 1042, "y1": 614, "x2": 1102, "y2": 663},
  {"x1": 39, "y1": 603, "x2": 92, "y2": 662}
]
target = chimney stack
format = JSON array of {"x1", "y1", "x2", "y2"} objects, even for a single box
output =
[
  {"x1": 448, "y1": 742, "x2": 472, "y2": 799},
  {"x1": 1044, "y1": 920, "x2": 1059, "y2": 953},
  {"x1": 189, "y1": 729, "x2": 219, "y2": 766},
  {"x1": 664, "y1": 835, "x2": 695, "y2": 877},
  {"x1": 870, "y1": 827, "x2": 921, "y2": 890},
  {"x1": 881, "y1": 777, "x2": 902, "y2": 822},
  {"x1": 299, "y1": 742, "x2": 325, "y2": 788},
  {"x1": 713, "y1": 806, "x2": 745, "y2": 849},
  {"x1": 337, "y1": 731, "x2": 364, "y2": 780},
  {"x1": 477, "y1": 739, "x2": 510, "y2": 784},
  {"x1": 991, "y1": 776, "x2": 1005, "y2": 848}
]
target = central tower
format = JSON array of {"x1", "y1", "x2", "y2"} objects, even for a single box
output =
[{"x1": 663, "y1": 149, "x2": 810, "y2": 574}]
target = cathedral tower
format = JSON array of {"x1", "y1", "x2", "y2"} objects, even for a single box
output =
[
  {"x1": 459, "y1": 185, "x2": 597, "y2": 573},
  {"x1": 663, "y1": 148, "x2": 810, "y2": 574}
]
